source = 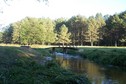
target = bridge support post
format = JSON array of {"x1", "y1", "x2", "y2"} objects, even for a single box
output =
[
  {"x1": 63, "y1": 48, "x2": 67, "y2": 54},
  {"x1": 52, "y1": 47, "x2": 55, "y2": 54}
]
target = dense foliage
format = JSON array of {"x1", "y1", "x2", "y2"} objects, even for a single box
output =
[{"x1": 1, "y1": 11, "x2": 126, "y2": 46}]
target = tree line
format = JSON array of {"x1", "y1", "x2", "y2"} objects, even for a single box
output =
[{"x1": 1, "y1": 10, "x2": 126, "y2": 46}]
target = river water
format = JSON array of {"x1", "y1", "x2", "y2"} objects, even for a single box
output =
[{"x1": 55, "y1": 53, "x2": 126, "y2": 84}]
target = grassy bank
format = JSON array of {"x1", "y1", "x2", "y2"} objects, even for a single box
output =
[
  {"x1": 0, "y1": 46, "x2": 90, "y2": 84},
  {"x1": 34, "y1": 46, "x2": 126, "y2": 67},
  {"x1": 78, "y1": 47, "x2": 126, "y2": 67}
]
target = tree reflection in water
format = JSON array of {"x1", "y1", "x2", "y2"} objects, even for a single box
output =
[{"x1": 56, "y1": 53, "x2": 126, "y2": 84}]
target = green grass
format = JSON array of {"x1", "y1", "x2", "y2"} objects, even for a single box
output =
[
  {"x1": 1, "y1": 45, "x2": 125, "y2": 83},
  {"x1": 55, "y1": 46, "x2": 126, "y2": 67},
  {"x1": 36, "y1": 46, "x2": 126, "y2": 67},
  {"x1": 78, "y1": 47, "x2": 126, "y2": 67},
  {"x1": 0, "y1": 46, "x2": 90, "y2": 84}
]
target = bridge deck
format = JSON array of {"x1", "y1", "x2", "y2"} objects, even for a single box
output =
[{"x1": 52, "y1": 46, "x2": 78, "y2": 50}]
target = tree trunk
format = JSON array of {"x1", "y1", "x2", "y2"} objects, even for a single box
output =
[
  {"x1": 91, "y1": 41, "x2": 93, "y2": 46},
  {"x1": 115, "y1": 41, "x2": 117, "y2": 47},
  {"x1": 63, "y1": 42, "x2": 64, "y2": 47},
  {"x1": 42, "y1": 42, "x2": 45, "y2": 45},
  {"x1": 81, "y1": 40, "x2": 83, "y2": 46}
]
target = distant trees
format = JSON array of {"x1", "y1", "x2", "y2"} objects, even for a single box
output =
[
  {"x1": 0, "y1": 32, "x2": 3, "y2": 43},
  {"x1": 67, "y1": 14, "x2": 105, "y2": 46},
  {"x1": 104, "y1": 12, "x2": 126, "y2": 46},
  {"x1": 55, "y1": 18, "x2": 67, "y2": 32},
  {"x1": 2, "y1": 17, "x2": 56, "y2": 45},
  {"x1": 57, "y1": 24, "x2": 71, "y2": 46},
  {"x1": 85, "y1": 16, "x2": 98, "y2": 46},
  {"x1": 1, "y1": 10, "x2": 126, "y2": 46},
  {"x1": 2, "y1": 26, "x2": 13, "y2": 44},
  {"x1": 85, "y1": 14, "x2": 105, "y2": 46},
  {"x1": 119, "y1": 11, "x2": 126, "y2": 45},
  {"x1": 68, "y1": 15, "x2": 87, "y2": 45}
]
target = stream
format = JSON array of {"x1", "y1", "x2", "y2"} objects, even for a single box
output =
[{"x1": 55, "y1": 52, "x2": 126, "y2": 84}]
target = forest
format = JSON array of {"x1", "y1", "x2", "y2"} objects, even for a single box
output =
[{"x1": 1, "y1": 10, "x2": 126, "y2": 46}]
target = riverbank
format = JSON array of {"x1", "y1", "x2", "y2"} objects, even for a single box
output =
[
  {"x1": 0, "y1": 46, "x2": 90, "y2": 84},
  {"x1": 55, "y1": 52, "x2": 126, "y2": 84},
  {"x1": 62, "y1": 47, "x2": 126, "y2": 68},
  {"x1": 80, "y1": 48, "x2": 126, "y2": 67},
  {"x1": 54, "y1": 46, "x2": 126, "y2": 67}
]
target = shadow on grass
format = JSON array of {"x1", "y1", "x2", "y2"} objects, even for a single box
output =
[{"x1": 0, "y1": 46, "x2": 90, "y2": 84}]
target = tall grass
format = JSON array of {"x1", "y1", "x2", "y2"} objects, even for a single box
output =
[{"x1": 79, "y1": 48, "x2": 126, "y2": 67}]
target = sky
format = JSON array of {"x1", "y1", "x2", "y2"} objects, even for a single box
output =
[{"x1": 0, "y1": 0, "x2": 126, "y2": 27}]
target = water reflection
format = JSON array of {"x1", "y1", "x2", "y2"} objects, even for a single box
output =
[{"x1": 56, "y1": 53, "x2": 126, "y2": 84}]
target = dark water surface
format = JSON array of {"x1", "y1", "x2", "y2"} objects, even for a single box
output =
[{"x1": 55, "y1": 53, "x2": 126, "y2": 84}]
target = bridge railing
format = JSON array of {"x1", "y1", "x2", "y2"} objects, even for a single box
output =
[{"x1": 58, "y1": 45, "x2": 77, "y2": 48}]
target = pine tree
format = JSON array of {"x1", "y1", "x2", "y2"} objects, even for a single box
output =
[{"x1": 57, "y1": 24, "x2": 71, "y2": 46}]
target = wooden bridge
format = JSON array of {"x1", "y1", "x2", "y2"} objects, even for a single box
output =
[{"x1": 51, "y1": 45, "x2": 78, "y2": 53}]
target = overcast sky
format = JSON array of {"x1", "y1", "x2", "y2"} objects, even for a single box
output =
[{"x1": 0, "y1": 0, "x2": 126, "y2": 27}]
